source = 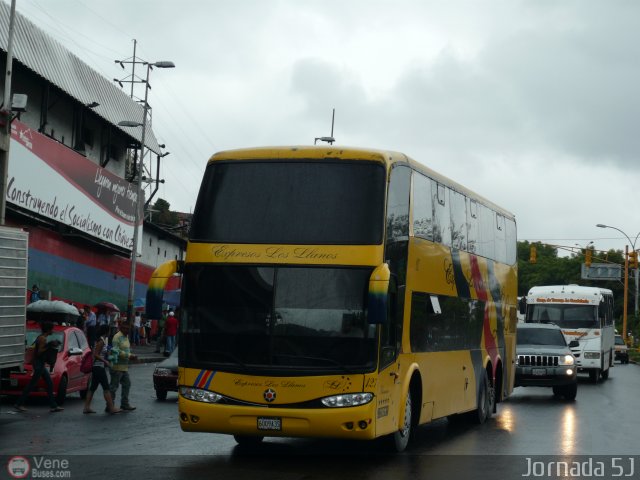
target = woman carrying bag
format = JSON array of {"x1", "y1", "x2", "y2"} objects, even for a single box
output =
[{"x1": 82, "y1": 324, "x2": 121, "y2": 414}]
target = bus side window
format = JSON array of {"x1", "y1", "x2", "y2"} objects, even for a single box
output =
[
  {"x1": 467, "y1": 200, "x2": 479, "y2": 254},
  {"x1": 433, "y1": 183, "x2": 451, "y2": 246},
  {"x1": 450, "y1": 190, "x2": 467, "y2": 251},
  {"x1": 380, "y1": 279, "x2": 402, "y2": 368},
  {"x1": 382, "y1": 164, "x2": 410, "y2": 369},
  {"x1": 412, "y1": 172, "x2": 433, "y2": 240}
]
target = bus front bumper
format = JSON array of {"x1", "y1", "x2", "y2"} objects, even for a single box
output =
[
  {"x1": 178, "y1": 395, "x2": 379, "y2": 440},
  {"x1": 574, "y1": 353, "x2": 601, "y2": 370}
]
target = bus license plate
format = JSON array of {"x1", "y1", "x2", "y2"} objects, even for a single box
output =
[
  {"x1": 257, "y1": 417, "x2": 282, "y2": 431},
  {"x1": 532, "y1": 368, "x2": 546, "y2": 376}
]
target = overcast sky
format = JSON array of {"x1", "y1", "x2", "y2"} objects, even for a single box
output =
[{"x1": 9, "y1": 0, "x2": 640, "y2": 256}]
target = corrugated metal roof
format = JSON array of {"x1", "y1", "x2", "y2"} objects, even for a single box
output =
[{"x1": 0, "y1": 1, "x2": 162, "y2": 154}]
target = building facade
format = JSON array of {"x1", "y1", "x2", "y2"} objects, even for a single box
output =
[{"x1": 0, "y1": 4, "x2": 184, "y2": 310}]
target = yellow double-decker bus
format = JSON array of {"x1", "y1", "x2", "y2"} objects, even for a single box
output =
[{"x1": 157, "y1": 146, "x2": 517, "y2": 451}]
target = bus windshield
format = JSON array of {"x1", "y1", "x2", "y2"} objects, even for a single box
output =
[
  {"x1": 526, "y1": 304, "x2": 599, "y2": 329},
  {"x1": 181, "y1": 265, "x2": 377, "y2": 374},
  {"x1": 189, "y1": 161, "x2": 385, "y2": 244}
]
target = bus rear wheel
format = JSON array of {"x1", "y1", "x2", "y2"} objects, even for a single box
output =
[{"x1": 474, "y1": 370, "x2": 494, "y2": 424}]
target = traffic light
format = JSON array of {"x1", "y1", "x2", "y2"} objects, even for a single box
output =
[
  {"x1": 529, "y1": 245, "x2": 537, "y2": 264},
  {"x1": 629, "y1": 251, "x2": 638, "y2": 269},
  {"x1": 585, "y1": 249, "x2": 592, "y2": 267}
]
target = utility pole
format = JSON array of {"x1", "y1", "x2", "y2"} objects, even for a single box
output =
[
  {"x1": 0, "y1": 0, "x2": 17, "y2": 225},
  {"x1": 623, "y1": 245, "x2": 629, "y2": 343}
]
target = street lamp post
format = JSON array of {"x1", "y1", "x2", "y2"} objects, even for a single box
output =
[
  {"x1": 596, "y1": 223, "x2": 640, "y2": 341},
  {"x1": 119, "y1": 60, "x2": 174, "y2": 324}
]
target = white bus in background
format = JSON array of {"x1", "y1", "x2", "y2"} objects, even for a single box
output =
[{"x1": 521, "y1": 285, "x2": 615, "y2": 382}]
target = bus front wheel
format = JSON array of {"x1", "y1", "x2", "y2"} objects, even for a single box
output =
[{"x1": 390, "y1": 390, "x2": 413, "y2": 452}]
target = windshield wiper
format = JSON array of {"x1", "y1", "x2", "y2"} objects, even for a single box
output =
[
  {"x1": 271, "y1": 353, "x2": 349, "y2": 372},
  {"x1": 204, "y1": 349, "x2": 248, "y2": 368}
]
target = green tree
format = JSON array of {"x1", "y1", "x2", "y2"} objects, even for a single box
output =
[{"x1": 151, "y1": 198, "x2": 179, "y2": 227}]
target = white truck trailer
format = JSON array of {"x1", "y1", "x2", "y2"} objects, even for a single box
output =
[{"x1": 0, "y1": 226, "x2": 29, "y2": 390}]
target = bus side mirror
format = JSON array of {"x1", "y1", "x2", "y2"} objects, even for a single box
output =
[
  {"x1": 518, "y1": 297, "x2": 527, "y2": 315},
  {"x1": 368, "y1": 263, "x2": 390, "y2": 325}
]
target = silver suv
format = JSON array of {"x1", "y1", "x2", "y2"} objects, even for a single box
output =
[{"x1": 515, "y1": 323, "x2": 578, "y2": 400}]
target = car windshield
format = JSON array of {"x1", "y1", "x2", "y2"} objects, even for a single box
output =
[
  {"x1": 615, "y1": 336, "x2": 625, "y2": 346},
  {"x1": 25, "y1": 330, "x2": 64, "y2": 348},
  {"x1": 517, "y1": 328, "x2": 567, "y2": 346},
  {"x1": 526, "y1": 304, "x2": 599, "y2": 329}
]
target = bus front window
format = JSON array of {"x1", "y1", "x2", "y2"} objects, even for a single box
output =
[
  {"x1": 182, "y1": 265, "x2": 377, "y2": 374},
  {"x1": 527, "y1": 304, "x2": 599, "y2": 329}
]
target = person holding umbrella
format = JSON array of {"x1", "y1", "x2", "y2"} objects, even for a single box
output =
[{"x1": 94, "y1": 301, "x2": 120, "y2": 339}]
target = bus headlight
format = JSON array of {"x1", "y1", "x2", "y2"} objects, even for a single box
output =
[
  {"x1": 321, "y1": 392, "x2": 373, "y2": 408},
  {"x1": 583, "y1": 351, "x2": 601, "y2": 359},
  {"x1": 180, "y1": 386, "x2": 223, "y2": 403},
  {"x1": 558, "y1": 355, "x2": 575, "y2": 365}
]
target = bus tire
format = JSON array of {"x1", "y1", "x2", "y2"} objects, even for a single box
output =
[
  {"x1": 473, "y1": 370, "x2": 494, "y2": 424},
  {"x1": 390, "y1": 390, "x2": 413, "y2": 452},
  {"x1": 589, "y1": 369, "x2": 600, "y2": 383},
  {"x1": 600, "y1": 368, "x2": 609, "y2": 380}
]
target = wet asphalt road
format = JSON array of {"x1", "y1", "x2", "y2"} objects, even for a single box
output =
[{"x1": 1, "y1": 361, "x2": 639, "y2": 480}]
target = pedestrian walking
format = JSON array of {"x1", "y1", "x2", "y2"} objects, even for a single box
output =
[
  {"x1": 85, "y1": 305, "x2": 97, "y2": 349},
  {"x1": 83, "y1": 325, "x2": 121, "y2": 415},
  {"x1": 164, "y1": 311, "x2": 178, "y2": 355},
  {"x1": 29, "y1": 285, "x2": 41, "y2": 303},
  {"x1": 97, "y1": 307, "x2": 109, "y2": 327},
  {"x1": 108, "y1": 321, "x2": 138, "y2": 411},
  {"x1": 155, "y1": 309, "x2": 167, "y2": 353},
  {"x1": 14, "y1": 321, "x2": 64, "y2": 413},
  {"x1": 143, "y1": 316, "x2": 151, "y2": 346},
  {"x1": 132, "y1": 311, "x2": 141, "y2": 346}
]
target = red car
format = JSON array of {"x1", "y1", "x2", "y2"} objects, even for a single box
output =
[{"x1": 0, "y1": 321, "x2": 92, "y2": 404}]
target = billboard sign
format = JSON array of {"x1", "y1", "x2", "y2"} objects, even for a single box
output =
[
  {"x1": 7, "y1": 119, "x2": 141, "y2": 252},
  {"x1": 581, "y1": 263, "x2": 622, "y2": 281}
]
